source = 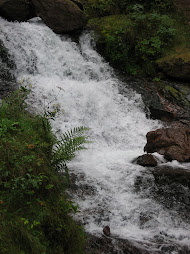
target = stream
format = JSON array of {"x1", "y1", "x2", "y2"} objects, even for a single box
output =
[{"x1": 0, "y1": 17, "x2": 190, "y2": 253}]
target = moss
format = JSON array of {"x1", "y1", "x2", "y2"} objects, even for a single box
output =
[
  {"x1": 164, "y1": 85, "x2": 190, "y2": 106},
  {"x1": 165, "y1": 85, "x2": 182, "y2": 100}
]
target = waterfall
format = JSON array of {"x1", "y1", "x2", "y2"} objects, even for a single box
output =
[{"x1": 0, "y1": 17, "x2": 190, "y2": 252}]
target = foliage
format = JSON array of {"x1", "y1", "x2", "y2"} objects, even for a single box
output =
[
  {"x1": 88, "y1": 15, "x2": 136, "y2": 73},
  {"x1": 133, "y1": 12, "x2": 176, "y2": 60},
  {"x1": 85, "y1": 0, "x2": 189, "y2": 76},
  {"x1": 0, "y1": 87, "x2": 87, "y2": 254},
  {"x1": 53, "y1": 126, "x2": 89, "y2": 171},
  {"x1": 88, "y1": 10, "x2": 176, "y2": 75},
  {"x1": 83, "y1": 0, "x2": 175, "y2": 17}
]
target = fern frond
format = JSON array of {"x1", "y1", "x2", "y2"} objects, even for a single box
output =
[{"x1": 52, "y1": 126, "x2": 89, "y2": 169}]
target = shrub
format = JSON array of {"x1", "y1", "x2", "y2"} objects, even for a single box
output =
[
  {"x1": 133, "y1": 12, "x2": 176, "y2": 60},
  {"x1": 86, "y1": 0, "x2": 182, "y2": 76}
]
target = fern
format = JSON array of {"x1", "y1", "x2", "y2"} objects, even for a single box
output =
[{"x1": 52, "y1": 126, "x2": 89, "y2": 171}]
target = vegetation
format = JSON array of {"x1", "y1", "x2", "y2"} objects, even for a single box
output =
[
  {"x1": 84, "y1": 0, "x2": 190, "y2": 76},
  {"x1": 0, "y1": 87, "x2": 88, "y2": 254}
]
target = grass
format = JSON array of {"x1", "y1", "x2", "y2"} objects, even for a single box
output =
[{"x1": 0, "y1": 87, "x2": 87, "y2": 254}]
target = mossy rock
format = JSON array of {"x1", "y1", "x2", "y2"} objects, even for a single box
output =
[{"x1": 157, "y1": 48, "x2": 190, "y2": 82}]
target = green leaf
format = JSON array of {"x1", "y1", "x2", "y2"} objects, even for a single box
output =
[{"x1": 45, "y1": 184, "x2": 54, "y2": 190}]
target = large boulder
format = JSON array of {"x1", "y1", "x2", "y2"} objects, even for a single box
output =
[
  {"x1": 0, "y1": 0, "x2": 35, "y2": 21},
  {"x1": 32, "y1": 0, "x2": 86, "y2": 33},
  {"x1": 144, "y1": 127, "x2": 190, "y2": 162}
]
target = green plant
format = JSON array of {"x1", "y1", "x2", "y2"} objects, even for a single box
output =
[
  {"x1": 0, "y1": 88, "x2": 87, "y2": 253},
  {"x1": 53, "y1": 126, "x2": 89, "y2": 171},
  {"x1": 85, "y1": 0, "x2": 189, "y2": 76}
]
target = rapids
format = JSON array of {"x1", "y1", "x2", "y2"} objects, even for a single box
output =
[{"x1": 0, "y1": 17, "x2": 190, "y2": 253}]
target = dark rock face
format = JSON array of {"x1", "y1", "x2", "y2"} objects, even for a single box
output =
[
  {"x1": 144, "y1": 127, "x2": 190, "y2": 162},
  {"x1": 0, "y1": 40, "x2": 17, "y2": 98},
  {"x1": 133, "y1": 154, "x2": 158, "y2": 167},
  {"x1": 119, "y1": 76, "x2": 190, "y2": 125},
  {"x1": 0, "y1": 0, "x2": 35, "y2": 21},
  {"x1": 31, "y1": 0, "x2": 86, "y2": 33}
]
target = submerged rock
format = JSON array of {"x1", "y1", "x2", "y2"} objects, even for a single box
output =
[
  {"x1": 0, "y1": 0, "x2": 35, "y2": 21},
  {"x1": 31, "y1": 0, "x2": 86, "y2": 33},
  {"x1": 144, "y1": 127, "x2": 190, "y2": 162}
]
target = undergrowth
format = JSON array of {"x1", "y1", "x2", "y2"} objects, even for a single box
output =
[
  {"x1": 84, "y1": 0, "x2": 190, "y2": 76},
  {"x1": 0, "y1": 87, "x2": 88, "y2": 254}
]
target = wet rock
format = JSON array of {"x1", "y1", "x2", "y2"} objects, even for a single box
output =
[
  {"x1": 150, "y1": 165, "x2": 190, "y2": 222},
  {"x1": 103, "y1": 226, "x2": 110, "y2": 237},
  {"x1": 32, "y1": 0, "x2": 86, "y2": 33},
  {"x1": 132, "y1": 154, "x2": 158, "y2": 167},
  {"x1": 144, "y1": 127, "x2": 190, "y2": 162},
  {"x1": 0, "y1": 40, "x2": 17, "y2": 98},
  {"x1": 151, "y1": 166, "x2": 190, "y2": 187},
  {"x1": 0, "y1": 0, "x2": 35, "y2": 21},
  {"x1": 119, "y1": 76, "x2": 190, "y2": 124},
  {"x1": 85, "y1": 233, "x2": 190, "y2": 254},
  {"x1": 85, "y1": 234, "x2": 157, "y2": 254}
]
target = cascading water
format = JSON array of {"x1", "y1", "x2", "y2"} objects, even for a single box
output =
[{"x1": 0, "y1": 17, "x2": 190, "y2": 253}]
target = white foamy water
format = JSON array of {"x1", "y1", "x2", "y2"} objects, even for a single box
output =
[{"x1": 0, "y1": 17, "x2": 190, "y2": 252}]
